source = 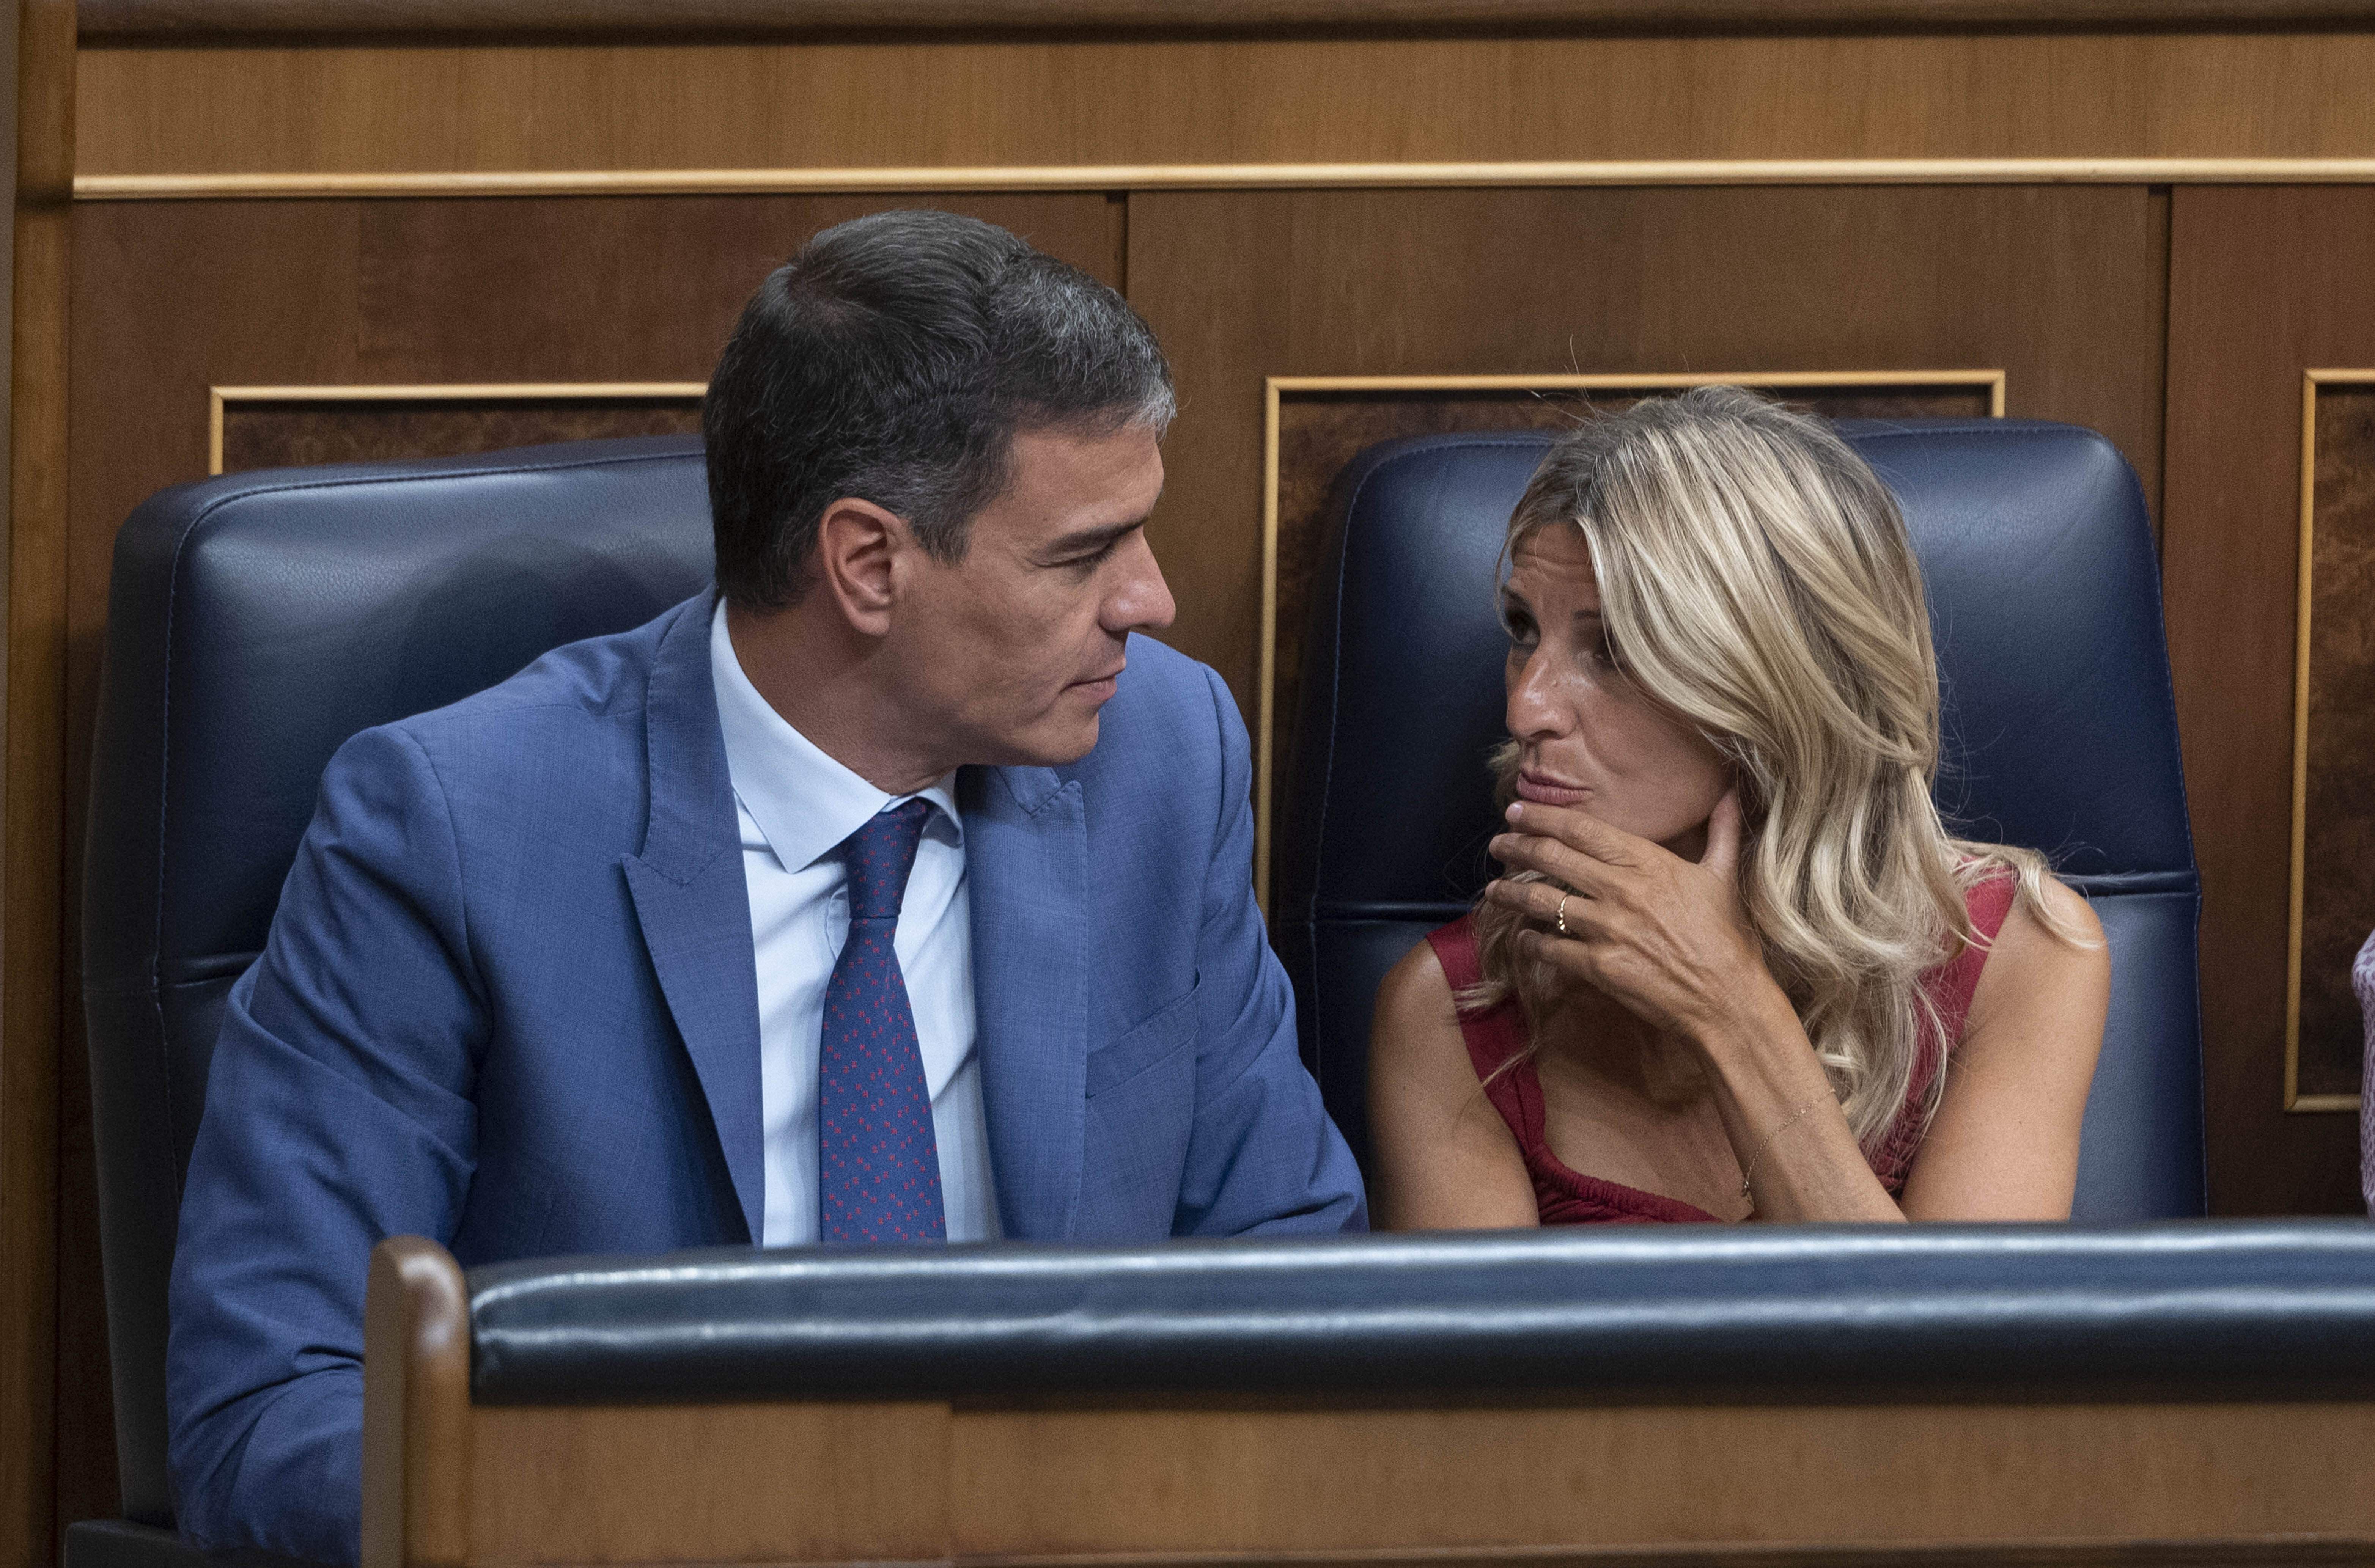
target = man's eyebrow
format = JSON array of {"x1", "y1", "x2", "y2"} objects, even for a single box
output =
[{"x1": 1042, "y1": 514, "x2": 1151, "y2": 556}]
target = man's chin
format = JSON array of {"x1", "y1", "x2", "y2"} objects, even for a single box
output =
[
  {"x1": 980, "y1": 713, "x2": 1102, "y2": 770},
  {"x1": 1041, "y1": 713, "x2": 1102, "y2": 766}
]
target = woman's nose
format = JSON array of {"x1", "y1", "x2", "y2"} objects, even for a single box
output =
[{"x1": 1505, "y1": 649, "x2": 1570, "y2": 740}]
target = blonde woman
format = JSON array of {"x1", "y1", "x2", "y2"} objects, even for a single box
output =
[{"x1": 1367, "y1": 388, "x2": 2109, "y2": 1225}]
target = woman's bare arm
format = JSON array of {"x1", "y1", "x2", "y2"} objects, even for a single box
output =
[
  {"x1": 1895, "y1": 880, "x2": 2109, "y2": 1220},
  {"x1": 1365, "y1": 940, "x2": 1541, "y2": 1231},
  {"x1": 1483, "y1": 796, "x2": 2104, "y2": 1223}
]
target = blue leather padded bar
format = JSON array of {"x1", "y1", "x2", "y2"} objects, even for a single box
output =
[{"x1": 469, "y1": 1222, "x2": 2375, "y2": 1405}]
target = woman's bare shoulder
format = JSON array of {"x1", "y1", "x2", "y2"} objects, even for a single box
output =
[
  {"x1": 1370, "y1": 938, "x2": 1463, "y2": 1056},
  {"x1": 1367, "y1": 933, "x2": 1539, "y2": 1229},
  {"x1": 1964, "y1": 873, "x2": 2109, "y2": 1045}
]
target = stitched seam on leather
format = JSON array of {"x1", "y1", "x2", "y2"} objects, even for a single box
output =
[
  {"x1": 1310, "y1": 435, "x2": 1546, "y2": 921},
  {"x1": 165, "y1": 443, "x2": 699, "y2": 514},
  {"x1": 1309, "y1": 435, "x2": 1546, "y2": 1108},
  {"x1": 152, "y1": 494, "x2": 207, "y2": 1210},
  {"x1": 1857, "y1": 422, "x2": 2197, "y2": 878}
]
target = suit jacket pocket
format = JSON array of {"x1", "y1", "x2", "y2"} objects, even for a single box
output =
[{"x1": 1086, "y1": 981, "x2": 1199, "y2": 1099}]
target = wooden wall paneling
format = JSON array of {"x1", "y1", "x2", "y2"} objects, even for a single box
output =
[
  {"x1": 369, "y1": 1392, "x2": 2375, "y2": 1563},
  {"x1": 2290, "y1": 376, "x2": 2375, "y2": 1109},
  {"x1": 67, "y1": 33, "x2": 2375, "y2": 184},
  {"x1": 67, "y1": 0, "x2": 2375, "y2": 39},
  {"x1": 465, "y1": 1402, "x2": 955, "y2": 1565},
  {"x1": 947, "y1": 1400, "x2": 2375, "y2": 1557},
  {"x1": 213, "y1": 387, "x2": 705, "y2": 474},
  {"x1": 61, "y1": 198, "x2": 370, "y2": 1535},
  {"x1": 1126, "y1": 185, "x2": 2165, "y2": 723},
  {"x1": 9, "y1": 0, "x2": 77, "y2": 1560},
  {"x1": 68, "y1": 192, "x2": 1119, "y2": 814},
  {"x1": 57, "y1": 191, "x2": 1118, "y2": 1531},
  {"x1": 6, "y1": 2, "x2": 71, "y2": 1563},
  {"x1": 2163, "y1": 186, "x2": 2375, "y2": 1215}
]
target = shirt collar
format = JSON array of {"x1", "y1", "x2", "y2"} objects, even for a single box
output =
[{"x1": 708, "y1": 597, "x2": 960, "y2": 874}]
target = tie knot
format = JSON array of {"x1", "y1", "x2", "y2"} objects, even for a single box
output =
[{"x1": 841, "y1": 798, "x2": 934, "y2": 922}]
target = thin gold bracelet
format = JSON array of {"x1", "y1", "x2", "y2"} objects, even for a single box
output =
[{"x1": 1738, "y1": 1098, "x2": 1824, "y2": 1200}]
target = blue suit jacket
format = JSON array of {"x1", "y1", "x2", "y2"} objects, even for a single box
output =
[{"x1": 167, "y1": 594, "x2": 1366, "y2": 1563}]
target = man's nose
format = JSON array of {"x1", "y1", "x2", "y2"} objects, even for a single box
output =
[{"x1": 1107, "y1": 530, "x2": 1176, "y2": 634}]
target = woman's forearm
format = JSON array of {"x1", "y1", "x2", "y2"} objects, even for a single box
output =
[{"x1": 1689, "y1": 983, "x2": 1906, "y2": 1224}]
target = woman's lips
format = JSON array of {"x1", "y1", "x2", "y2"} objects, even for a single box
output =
[{"x1": 1515, "y1": 771, "x2": 1593, "y2": 806}]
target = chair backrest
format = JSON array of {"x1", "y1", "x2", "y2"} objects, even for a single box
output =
[
  {"x1": 1273, "y1": 419, "x2": 2206, "y2": 1222},
  {"x1": 82, "y1": 436, "x2": 714, "y2": 1528}
]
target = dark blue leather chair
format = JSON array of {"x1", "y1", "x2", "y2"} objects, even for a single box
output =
[
  {"x1": 1271, "y1": 421, "x2": 2207, "y2": 1221},
  {"x1": 77, "y1": 437, "x2": 716, "y2": 1568}
]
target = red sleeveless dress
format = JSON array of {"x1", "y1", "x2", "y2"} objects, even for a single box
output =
[{"x1": 1423, "y1": 875, "x2": 2017, "y2": 1224}]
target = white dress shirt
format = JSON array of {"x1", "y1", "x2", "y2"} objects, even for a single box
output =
[{"x1": 708, "y1": 600, "x2": 1001, "y2": 1246}]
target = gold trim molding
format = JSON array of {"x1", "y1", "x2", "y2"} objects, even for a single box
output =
[
  {"x1": 2284, "y1": 369, "x2": 2370, "y2": 1116},
  {"x1": 1253, "y1": 369, "x2": 2006, "y2": 904},
  {"x1": 208, "y1": 380, "x2": 707, "y2": 474},
  {"x1": 77, "y1": 0, "x2": 2375, "y2": 39},
  {"x1": 80, "y1": 159, "x2": 2375, "y2": 202}
]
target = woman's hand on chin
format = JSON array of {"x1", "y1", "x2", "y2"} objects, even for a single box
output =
[{"x1": 1483, "y1": 789, "x2": 1791, "y2": 1054}]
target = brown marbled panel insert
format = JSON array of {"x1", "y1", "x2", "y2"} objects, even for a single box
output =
[
  {"x1": 2299, "y1": 383, "x2": 2375, "y2": 1102},
  {"x1": 1266, "y1": 382, "x2": 1994, "y2": 861},
  {"x1": 218, "y1": 394, "x2": 704, "y2": 474}
]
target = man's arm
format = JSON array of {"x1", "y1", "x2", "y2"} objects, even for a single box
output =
[
  {"x1": 169, "y1": 724, "x2": 488, "y2": 1566},
  {"x1": 1171, "y1": 665, "x2": 1368, "y2": 1236}
]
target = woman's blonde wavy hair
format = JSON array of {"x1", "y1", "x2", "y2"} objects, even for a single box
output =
[{"x1": 1467, "y1": 386, "x2": 2075, "y2": 1157}]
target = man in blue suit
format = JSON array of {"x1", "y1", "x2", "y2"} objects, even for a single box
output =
[{"x1": 167, "y1": 210, "x2": 1366, "y2": 1564}]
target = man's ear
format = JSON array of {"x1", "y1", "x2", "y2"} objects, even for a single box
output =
[{"x1": 811, "y1": 496, "x2": 911, "y2": 638}]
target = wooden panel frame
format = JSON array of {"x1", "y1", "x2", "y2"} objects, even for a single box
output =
[
  {"x1": 71, "y1": 0, "x2": 2375, "y2": 40},
  {"x1": 2284, "y1": 367, "x2": 2373, "y2": 1115},
  {"x1": 71, "y1": 161, "x2": 2375, "y2": 201},
  {"x1": 1252, "y1": 369, "x2": 2006, "y2": 901},
  {"x1": 6, "y1": 4, "x2": 74, "y2": 1566},
  {"x1": 207, "y1": 380, "x2": 709, "y2": 475}
]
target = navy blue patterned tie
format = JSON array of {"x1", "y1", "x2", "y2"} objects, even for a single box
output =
[{"x1": 817, "y1": 799, "x2": 947, "y2": 1244}]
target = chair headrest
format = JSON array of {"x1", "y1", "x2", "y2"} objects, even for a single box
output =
[
  {"x1": 86, "y1": 435, "x2": 715, "y2": 994},
  {"x1": 1277, "y1": 419, "x2": 2196, "y2": 919}
]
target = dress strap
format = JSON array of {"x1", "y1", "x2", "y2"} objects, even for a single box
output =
[{"x1": 1423, "y1": 914, "x2": 1543, "y2": 1143}]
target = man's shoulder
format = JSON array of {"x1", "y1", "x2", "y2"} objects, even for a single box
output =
[{"x1": 339, "y1": 595, "x2": 698, "y2": 793}]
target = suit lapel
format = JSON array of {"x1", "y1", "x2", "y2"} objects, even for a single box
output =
[
  {"x1": 962, "y1": 763, "x2": 1089, "y2": 1240},
  {"x1": 623, "y1": 595, "x2": 765, "y2": 1243}
]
